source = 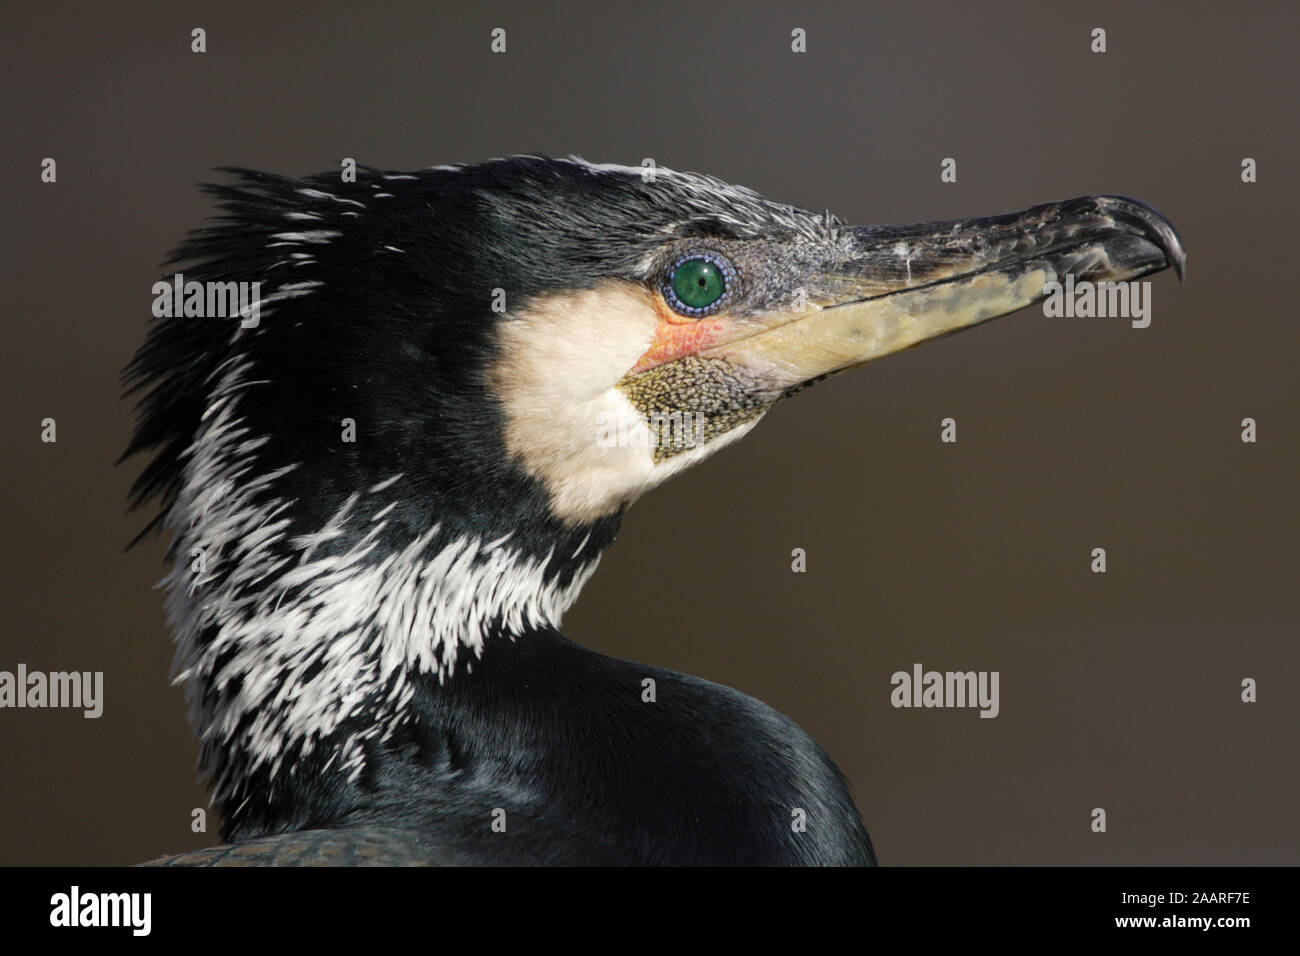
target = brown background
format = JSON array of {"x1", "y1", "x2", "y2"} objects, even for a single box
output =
[{"x1": 2, "y1": 0, "x2": 1296, "y2": 865}]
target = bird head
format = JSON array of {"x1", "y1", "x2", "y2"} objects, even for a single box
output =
[
  {"x1": 123, "y1": 156, "x2": 1183, "y2": 807},
  {"x1": 482, "y1": 161, "x2": 1184, "y2": 524}
]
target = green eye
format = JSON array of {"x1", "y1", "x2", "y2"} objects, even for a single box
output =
[{"x1": 665, "y1": 254, "x2": 734, "y2": 315}]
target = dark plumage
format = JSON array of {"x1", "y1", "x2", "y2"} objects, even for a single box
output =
[{"x1": 124, "y1": 156, "x2": 1182, "y2": 866}]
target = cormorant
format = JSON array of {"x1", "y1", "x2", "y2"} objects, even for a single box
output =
[{"x1": 124, "y1": 156, "x2": 1184, "y2": 866}]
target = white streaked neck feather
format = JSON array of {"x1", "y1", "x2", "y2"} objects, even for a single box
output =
[{"x1": 162, "y1": 359, "x2": 599, "y2": 805}]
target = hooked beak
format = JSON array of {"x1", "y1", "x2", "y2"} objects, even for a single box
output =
[{"x1": 702, "y1": 195, "x2": 1185, "y2": 396}]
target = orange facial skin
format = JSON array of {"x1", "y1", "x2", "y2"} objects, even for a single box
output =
[{"x1": 629, "y1": 297, "x2": 730, "y2": 375}]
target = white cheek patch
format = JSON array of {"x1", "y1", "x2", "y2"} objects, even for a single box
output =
[{"x1": 492, "y1": 282, "x2": 765, "y2": 524}]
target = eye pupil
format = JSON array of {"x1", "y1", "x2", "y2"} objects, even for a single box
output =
[{"x1": 667, "y1": 256, "x2": 730, "y2": 314}]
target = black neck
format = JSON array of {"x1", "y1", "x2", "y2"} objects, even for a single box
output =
[{"x1": 218, "y1": 625, "x2": 874, "y2": 866}]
